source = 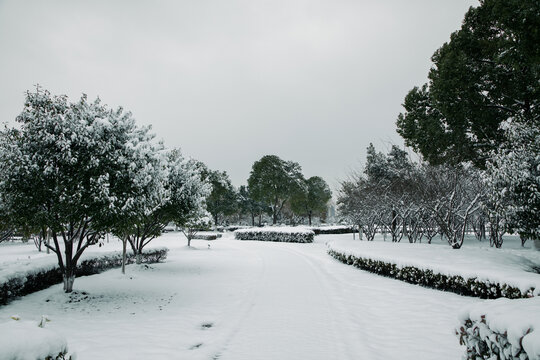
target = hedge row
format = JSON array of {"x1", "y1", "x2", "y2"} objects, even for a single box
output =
[
  {"x1": 327, "y1": 248, "x2": 535, "y2": 299},
  {"x1": 0, "y1": 248, "x2": 168, "y2": 305},
  {"x1": 311, "y1": 226, "x2": 355, "y2": 235},
  {"x1": 192, "y1": 233, "x2": 222, "y2": 240},
  {"x1": 235, "y1": 228, "x2": 314, "y2": 243}
]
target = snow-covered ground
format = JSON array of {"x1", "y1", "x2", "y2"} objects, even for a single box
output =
[{"x1": 0, "y1": 232, "x2": 535, "y2": 359}]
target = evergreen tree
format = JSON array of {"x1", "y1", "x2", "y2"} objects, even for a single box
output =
[
  {"x1": 206, "y1": 170, "x2": 237, "y2": 226},
  {"x1": 247, "y1": 155, "x2": 305, "y2": 224},
  {"x1": 485, "y1": 121, "x2": 540, "y2": 241},
  {"x1": 0, "y1": 88, "x2": 153, "y2": 291},
  {"x1": 290, "y1": 176, "x2": 332, "y2": 225},
  {"x1": 397, "y1": 0, "x2": 540, "y2": 168}
]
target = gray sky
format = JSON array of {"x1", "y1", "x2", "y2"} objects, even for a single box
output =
[{"x1": 0, "y1": 0, "x2": 477, "y2": 190}]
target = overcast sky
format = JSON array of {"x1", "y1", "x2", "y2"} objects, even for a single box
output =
[{"x1": 0, "y1": 0, "x2": 478, "y2": 190}]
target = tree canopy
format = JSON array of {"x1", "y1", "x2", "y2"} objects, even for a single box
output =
[
  {"x1": 290, "y1": 176, "x2": 332, "y2": 225},
  {"x1": 397, "y1": 0, "x2": 540, "y2": 168},
  {"x1": 247, "y1": 155, "x2": 305, "y2": 224}
]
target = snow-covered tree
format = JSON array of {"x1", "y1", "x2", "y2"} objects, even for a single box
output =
[
  {"x1": 0, "y1": 88, "x2": 154, "y2": 291},
  {"x1": 107, "y1": 119, "x2": 169, "y2": 271},
  {"x1": 485, "y1": 121, "x2": 540, "y2": 243}
]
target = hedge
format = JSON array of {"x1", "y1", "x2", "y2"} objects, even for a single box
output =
[
  {"x1": 456, "y1": 297, "x2": 540, "y2": 360},
  {"x1": 235, "y1": 227, "x2": 314, "y2": 243},
  {"x1": 191, "y1": 233, "x2": 222, "y2": 240},
  {"x1": 310, "y1": 226, "x2": 355, "y2": 235},
  {"x1": 0, "y1": 248, "x2": 168, "y2": 305},
  {"x1": 327, "y1": 248, "x2": 535, "y2": 299}
]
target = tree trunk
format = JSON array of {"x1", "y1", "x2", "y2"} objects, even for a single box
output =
[
  {"x1": 273, "y1": 211, "x2": 277, "y2": 225},
  {"x1": 63, "y1": 273, "x2": 75, "y2": 293},
  {"x1": 135, "y1": 252, "x2": 142, "y2": 265},
  {"x1": 46, "y1": 230, "x2": 50, "y2": 254},
  {"x1": 251, "y1": 214, "x2": 255, "y2": 226},
  {"x1": 391, "y1": 209, "x2": 397, "y2": 242},
  {"x1": 308, "y1": 211, "x2": 312, "y2": 226},
  {"x1": 187, "y1": 236, "x2": 192, "y2": 247},
  {"x1": 122, "y1": 238, "x2": 127, "y2": 274}
]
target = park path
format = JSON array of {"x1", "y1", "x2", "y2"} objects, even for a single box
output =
[{"x1": 212, "y1": 237, "x2": 478, "y2": 360}]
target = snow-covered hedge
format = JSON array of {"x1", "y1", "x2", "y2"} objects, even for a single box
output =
[
  {"x1": 225, "y1": 225, "x2": 251, "y2": 232},
  {"x1": 310, "y1": 225, "x2": 355, "y2": 235},
  {"x1": 457, "y1": 297, "x2": 540, "y2": 359},
  {"x1": 0, "y1": 247, "x2": 168, "y2": 305},
  {"x1": 235, "y1": 227, "x2": 314, "y2": 243},
  {"x1": 327, "y1": 248, "x2": 534, "y2": 299},
  {"x1": 0, "y1": 319, "x2": 72, "y2": 360},
  {"x1": 191, "y1": 233, "x2": 223, "y2": 240}
]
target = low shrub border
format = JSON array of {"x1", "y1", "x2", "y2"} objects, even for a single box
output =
[
  {"x1": 235, "y1": 227, "x2": 314, "y2": 243},
  {"x1": 327, "y1": 248, "x2": 535, "y2": 299},
  {"x1": 0, "y1": 247, "x2": 168, "y2": 305},
  {"x1": 311, "y1": 226, "x2": 355, "y2": 235},
  {"x1": 192, "y1": 233, "x2": 222, "y2": 240}
]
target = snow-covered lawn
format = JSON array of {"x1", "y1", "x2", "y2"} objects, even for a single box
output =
[{"x1": 1, "y1": 232, "x2": 535, "y2": 359}]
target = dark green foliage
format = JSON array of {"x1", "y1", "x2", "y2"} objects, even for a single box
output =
[
  {"x1": 397, "y1": 0, "x2": 540, "y2": 168},
  {"x1": 237, "y1": 185, "x2": 269, "y2": 226},
  {"x1": 206, "y1": 170, "x2": 238, "y2": 226},
  {"x1": 328, "y1": 248, "x2": 533, "y2": 299},
  {"x1": 0, "y1": 248, "x2": 168, "y2": 305},
  {"x1": 290, "y1": 176, "x2": 332, "y2": 225},
  {"x1": 248, "y1": 155, "x2": 305, "y2": 224}
]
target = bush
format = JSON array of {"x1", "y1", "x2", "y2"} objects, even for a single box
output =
[
  {"x1": 310, "y1": 225, "x2": 355, "y2": 235},
  {"x1": 191, "y1": 233, "x2": 222, "y2": 240},
  {"x1": 327, "y1": 248, "x2": 534, "y2": 299},
  {"x1": 0, "y1": 319, "x2": 72, "y2": 360},
  {"x1": 235, "y1": 227, "x2": 314, "y2": 243},
  {"x1": 0, "y1": 248, "x2": 168, "y2": 305},
  {"x1": 456, "y1": 297, "x2": 540, "y2": 360}
]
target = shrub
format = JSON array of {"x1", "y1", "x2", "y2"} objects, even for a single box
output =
[
  {"x1": 235, "y1": 227, "x2": 314, "y2": 243},
  {"x1": 0, "y1": 319, "x2": 72, "y2": 360},
  {"x1": 310, "y1": 225, "x2": 355, "y2": 235},
  {"x1": 0, "y1": 248, "x2": 168, "y2": 305},
  {"x1": 456, "y1": 297, "x2": 540, "y2": 360},
  {"x1": 191, "y1": 233, "x2": 223, "y2": 240},
  {"x1": 327, "y1": 248, "x2": 534, "y2": 299}
]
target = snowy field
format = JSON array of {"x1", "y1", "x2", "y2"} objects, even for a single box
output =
[{"x1": 1, "y1": 232, "x2": 537, "y2": 359}]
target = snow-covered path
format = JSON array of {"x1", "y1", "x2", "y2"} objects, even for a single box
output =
[{"x1": 0, "y1": 234, "x2": 479, "y2": 359}]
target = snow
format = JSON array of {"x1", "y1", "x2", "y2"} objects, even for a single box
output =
[
  {"x1": 327, "y1": 236, "x2": 540, "y2": 296},
  {"x1": 0, "y1": 233, "x2": 484, "y2": 359},
  {"x1": 0, "y1": 319, "x2": 68, "y2": 360}
]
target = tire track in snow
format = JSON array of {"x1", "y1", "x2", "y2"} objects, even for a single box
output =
[{"x1": 215, "y1": 241, "x2": 353, "y2": 360}]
